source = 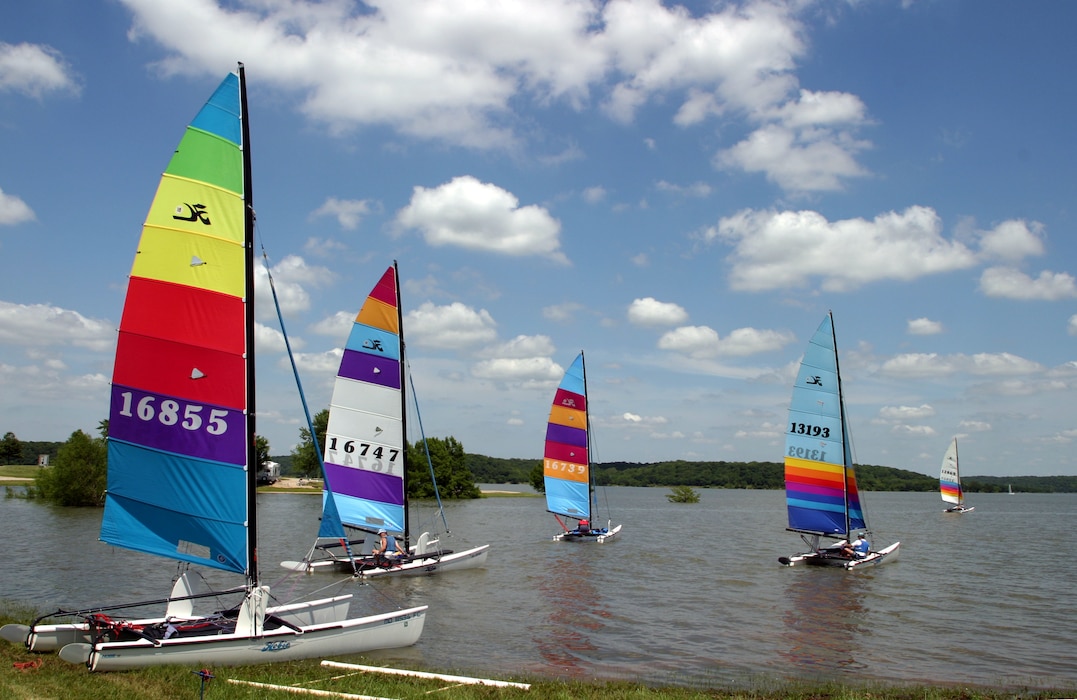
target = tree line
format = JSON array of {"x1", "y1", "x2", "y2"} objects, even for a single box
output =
[
  {"x1": 6, "y1": 424, "x2": 1075, "y2": 508},
  {"x1": 467, "y1": 455, "x2": 1077, "y2": 494}
]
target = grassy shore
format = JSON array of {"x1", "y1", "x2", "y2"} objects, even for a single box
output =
[{"x1": 1, "y1": 608, "x2": 1069, "y2": 700}]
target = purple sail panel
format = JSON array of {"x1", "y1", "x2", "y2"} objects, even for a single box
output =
[
  {"x1": 546, "y1": 422, "x2": 587, "y2": 448},
  {"x1": 109, "y1": 384, "x2": 246, "y2": 466},
  {"x1": 337, "y1": 349, "x2": 400, "y2": 390},
  {"x1": 324, "y1": 462, "x2": 404, "y2": 507}
]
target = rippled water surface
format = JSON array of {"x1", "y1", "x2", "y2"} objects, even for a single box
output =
[{"x1": 1, "y1": 486, "x2": 1074, "y2": 691}]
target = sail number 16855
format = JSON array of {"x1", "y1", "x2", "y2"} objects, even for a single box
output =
[{"x1": 117, "y1": 392, "x2": 229, "y2": 434}]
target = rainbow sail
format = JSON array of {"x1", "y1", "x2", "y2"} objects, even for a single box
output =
[
  {"x1": 939, "y1": 437, "x2": 963, "y2": 505},
  {"x1": 784, "y1": 313, "x2": 866, "y2": 536},
  {"x1": 544, "y1": 352, "x2": 591, "y2": 521},
  {"x1": 322, "y1": 265, "x2": 407, "y2": 535},
  {"x1": 100, "y1": 71, "x2": 254, "y2": 576}
]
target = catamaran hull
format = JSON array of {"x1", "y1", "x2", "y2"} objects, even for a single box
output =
[
  {"x1": 7, "y1": 595, "x2": 355, "y2": 653},
  {"x1": 554, "y1": 523, "x2": 622, "y2": 543},
  {"x1": 944, "y1": 505, "x2": 974, "y2": 513},
  {"x1": 58, "y1": 605, "x2": 427, "y2": 672},
  {"x1": 283, "y1": 544, "x2": 490, "y2": 578},
  {"x1": 780, "y1": 541, "x2": 900, "y2": 570},
  {"x1": 361, "y1": 544, "x2": 489, "y2": 578}
]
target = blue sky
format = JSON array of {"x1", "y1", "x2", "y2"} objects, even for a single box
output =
[{"x1": 2, "y1": 0, "x2": 1075, "y2": 478}]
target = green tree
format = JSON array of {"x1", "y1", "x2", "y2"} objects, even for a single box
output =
[
  {"x1": 34, "y1": 429, "x2": 107, "y2": 506},
  {"x1": 0, "y1": 432, "x2": 21, "y2": 465},
  {"x1": 290, "y1": 409, "x2": 329, "y2": 478},
  {"x1": 407, "y1": 436, "x2": 480, "y2": 499},
  {"x1": 529, "y1": 462, "x2": 545, "y2": 492},
  {"x1": 666, "y1": 485, "x2": 700, "y2": 503},
  {"x1": 255, "y1": 435, "x2": 270, "y2": 469}
]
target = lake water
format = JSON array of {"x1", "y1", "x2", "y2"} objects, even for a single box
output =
[{"x1": 1, "y1": 486, "x2": 1074, "y2": 692}]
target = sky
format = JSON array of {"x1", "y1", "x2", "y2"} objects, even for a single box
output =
[{"x1": 1, "y1": 0, "x2": 1075, "y2": 479}]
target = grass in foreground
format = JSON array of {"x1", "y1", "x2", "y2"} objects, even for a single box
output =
[{"x1": 1, "y1": 608, "x2": 1069, "y2": 700}]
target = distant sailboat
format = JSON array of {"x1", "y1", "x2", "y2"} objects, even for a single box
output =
[
  {"x1": 940, "y1": 437, "x2": 974, "y2": 513},
  {"x1": 778, "y1": 312, "x2": 900, "y2": 569},
  {"x1": 1008, "y1": 483, "x2": 1014, "y2": 495},
  {"x1": 543, "y1": 351, "x2": 621, "y2": 542},
  {"x1": 282, "y1": 263, "x2": 489, "y2": 577}
]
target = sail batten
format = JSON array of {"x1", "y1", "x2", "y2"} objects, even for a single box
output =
[{"x1": 101, "y1": 71, "x2": 250, "y2": 576}]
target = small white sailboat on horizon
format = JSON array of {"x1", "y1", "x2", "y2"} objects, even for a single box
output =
[
  {"x1": 778, "y1": 312, "x2": 900, "y2": 569},
  {"x1": 940, "y1": 437, "x2": 974, "y2": 513}
]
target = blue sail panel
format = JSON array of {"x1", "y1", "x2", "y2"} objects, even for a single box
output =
[
  {"x1": 101, "y1": 440, "x2": 247, "y2": 574},
  {"x1": 544, "y1": 477, "x2": 590, "y2": 519}
]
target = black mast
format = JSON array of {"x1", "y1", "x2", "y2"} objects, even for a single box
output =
[
  {"x1": 238, "y1": 63, "x2": 259, "y2": 589},
  {"x1": 394, "y1": 260, "x2": 410, "y2": 547}
]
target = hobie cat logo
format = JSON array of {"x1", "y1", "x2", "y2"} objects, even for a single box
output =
[
  {"x1": 174, "y1": 203, "x2": 211, "y2": 225},
  {"x1": 261, "y1": 640, "x2": 291, "y2": 652}
]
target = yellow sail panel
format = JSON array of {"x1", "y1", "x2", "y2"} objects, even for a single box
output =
[
  {"x1": 144, "y1": 175, "x2": 245, "y2": 246},
  {"x1": 130, "y1": 226, "x2": 246, "y2": 298}
]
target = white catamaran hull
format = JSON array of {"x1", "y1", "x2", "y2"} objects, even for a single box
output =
[
  {"x1": 780, "y1": 541, "x2": 901, "y2": 569},
  {"x1": 58, "y1": 604, "x2": 426, "y2": 672},
  {"x1": 284, "y1": 543, "x2": 490, "y2": 578},
  {"x1": 5, "y1": 593, "x2": 356, "y2": 654},
  {"x1": 553, "y1": 522, "x2": 622, "y2": 543},
  {"x1": 944, "y1": 505, "x2": 974, "y2": 513}
]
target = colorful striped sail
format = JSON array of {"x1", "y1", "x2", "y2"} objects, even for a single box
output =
[
  {"x1": 939, "y1": 437, "x2": 963, "y2": 505},
  {"x1": 322, "y1": 265, "x2": 407, "y2": 535},
  {"x1": 784, "y1": 313, "x2": 866, "y2": 536},
  {"x1": 544, "y1": 352, "x2": 591, "y2": 520},
  {"x1": 100, "y1": 71, "x2": 253, "y2": 575}
]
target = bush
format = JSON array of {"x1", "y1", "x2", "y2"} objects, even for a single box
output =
[{"x1": 34, "y1": 430, "x2": 107, "y2": 506}]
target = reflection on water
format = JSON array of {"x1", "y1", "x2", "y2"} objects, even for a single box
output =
[
  {"x1": 780, "y1": 569, "x2": 867, "y2": 673},
  {"x1": 533, "y1": 546, "x2": 610, "y2": 676}
]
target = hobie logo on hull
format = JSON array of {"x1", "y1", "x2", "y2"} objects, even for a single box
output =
[{"x1": 261, "y1": 640, "x2": 291, "y2": 652}]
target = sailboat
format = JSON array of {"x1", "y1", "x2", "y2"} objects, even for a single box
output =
[
  {"x1": 778, "y1": 312, "x2": 899, "y2": 569},
  {"x1": 1008, "y1": 483, "x2": 1014, "y2": 495},
  {"x1": 281, "y1": 263, "x2": 489, "y2": 577},
  {"x1": 940, "y1": 437, "x2": 974, "y2": 513},
  {"x1": 544, "y1": 351, "x2": 622, "y2": 542},
  {"x1": 0, "y1": 67, "x2": 426, "y2": 671}
]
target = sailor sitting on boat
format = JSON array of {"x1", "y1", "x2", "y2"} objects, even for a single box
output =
[
  {"x1": 840, "y1": 533, "x2": 870, "y2": 558},
  {"x1": 573, "y1": 519, "x2": 591, "y2": 535},
  {"x1": 373, "y1": 529, "x2": 406, "y2": 559}
]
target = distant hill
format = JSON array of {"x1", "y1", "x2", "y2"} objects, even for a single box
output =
[{"x1": 462, "y1": 454, "x2": 1077, "y2": 493}]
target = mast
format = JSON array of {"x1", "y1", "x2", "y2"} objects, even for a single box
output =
[
  {"x1": 954, "y1": 438, "x2": 961, "y2": 505},
  {"x1": 581, "y1": 350, "x2": 592, "y2": 523},
  {"x1": 829, "y1": 311, "x2": 852, "y2": 538},
  {"x1": 238, "y1": 63, "x2": 259, "y2": 589},
  {"x1": 394, "y1": 260, "x2": 410, "y2": 547}
]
